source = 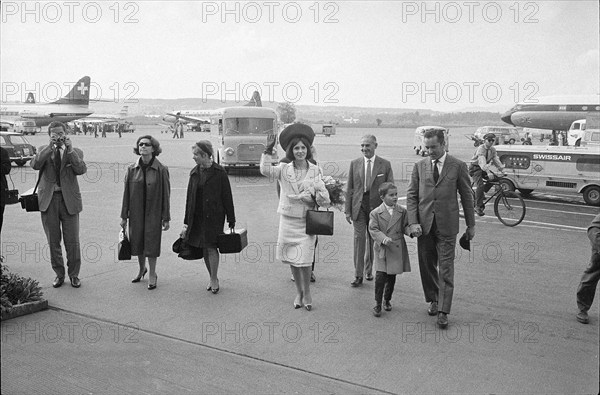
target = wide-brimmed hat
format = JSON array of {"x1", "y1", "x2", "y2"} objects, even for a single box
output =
[
  {"x1": 459, "y1": 232, "x2": 470, "y2": 251},
  {"x1": 279, "y1": 123, "x2": 315, "y2": 150}
]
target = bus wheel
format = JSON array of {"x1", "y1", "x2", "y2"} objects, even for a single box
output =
[
  {"x1": 509, "y1": 138, "x2": 516, "y2": 145},
  {"x1": 583, "y1": 186, "x2": 600, "y2": 206},
  {"x1": 518, "y1": 188, "x2": 533, "y2": 196},
  {"x1": 499, "y1": 178, "x2": 516, "y2": 192}
]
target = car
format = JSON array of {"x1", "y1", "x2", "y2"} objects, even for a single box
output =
[
  {"x1": 474, "y1": 126, "x2": 521, "y2": 145},
  {"x1": 0, "y1": 131, "x2": 36, "y2": 166}
]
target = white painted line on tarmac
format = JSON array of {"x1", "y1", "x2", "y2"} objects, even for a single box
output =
[
  {"x1": 526, "y1": 206, "x2": 597, "y2": 215},
  {"x1": 461, "y1": 210, "x2": 587, "y2": 231}
]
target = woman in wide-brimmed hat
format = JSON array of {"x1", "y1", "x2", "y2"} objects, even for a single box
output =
[{"x1": 260, "y1": 123, "x2": 329, "y2": 311}]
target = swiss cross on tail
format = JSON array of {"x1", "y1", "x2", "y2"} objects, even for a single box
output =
[
  {"x1": 26, "y1": 92, "x2": 36, "y2": 103},
  {"x1": 51, "y1": 76, "x2": 91, "y2": 105}
]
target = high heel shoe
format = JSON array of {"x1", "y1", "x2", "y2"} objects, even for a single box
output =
[
  {"x1": 132, "y1": 268, "x2": 148, "y2": 283},
  {"x1": 305, "y1": 304, "x2": 312, "y2": 311},
  {"x1": 294, "y1": 296, "x2": 302, "y2": 309},
  {"x1": 148, "y1": 274, "x2": 157, "y2": 290},
  {"x1": 210, "y1": 279, "x2": 219, "y2": 294},
  {"x1": 206, "y1": 284, "x2": 212, "y2": 291}
]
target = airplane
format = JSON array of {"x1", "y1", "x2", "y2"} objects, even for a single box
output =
[
  {"x1": 79, "y1": 105, "x2": 129, "y2": 124},
  {"x1": 163, "y1": 91, "x2": 262, "y2": 125},
  {"x1": 0, "y1": 76, "x2": 93, "y2": 127},
  {"x1": 501, "y1": 94, "x2": 600, "y2": 131}
]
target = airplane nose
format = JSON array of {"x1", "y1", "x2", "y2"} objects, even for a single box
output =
[{"x1": 501, "y1": 111, "x2": 514, "y2": 126}]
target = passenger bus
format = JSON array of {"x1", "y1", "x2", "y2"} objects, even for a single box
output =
[
  {"x1": 209, "y1": 106, "x2": 279, "y2": 169},
  {"x1": 495, "y1": 145, "x2": 600, "y2": 205}
]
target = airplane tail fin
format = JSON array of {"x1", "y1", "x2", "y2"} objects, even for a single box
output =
[
  {"x1": 244, "y1": 91, "x2": 262, "y2": 107},
  {"x1": 119, "y1": 106, "x2": 129, "y2": 117},
  {"x1": 25, "y1": 92, "x2": 36, "y2": 103},
  {"x1": 52, "y1": 76, "x2": 91, "y2": 106}
]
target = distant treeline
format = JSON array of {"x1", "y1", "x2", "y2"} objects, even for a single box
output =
[{"x1": 303, "y1": 111, "x2": 505, "y2": 128}]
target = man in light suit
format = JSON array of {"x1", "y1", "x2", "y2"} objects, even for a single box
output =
[
  {"x1": 406, "y1": 129, "x2": 475, "y2": 329},
  {"x1": 31, "y1": 121, "x2": 87, "y2": 288},
  {"x1": 345, "y1": 135, "x2": 394, "y2": 287}
]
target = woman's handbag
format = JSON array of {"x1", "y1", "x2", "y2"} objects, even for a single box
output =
[
  {"x1": 19, "y1": 164, "x2": 44, "y2": 212},
  {"x1": 217, "y1": 228, "x2": 248, "y2": 254},
  {"x1": 172, "y1": 238, "x2": 204, "y2": 260},
  {"x1": 118, "y1": 228, "x2": 132, "y2": 260},
  {"x1": 4, "y1": 174, "x2": 20, "y2": 205},
  {"x1": 306, "y1": 207, "x2": 334, "y2": 235}
]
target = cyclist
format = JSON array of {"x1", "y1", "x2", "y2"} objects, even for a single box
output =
[{"x1": 468, "y1": 133, "x2": 506, "y2": 216}]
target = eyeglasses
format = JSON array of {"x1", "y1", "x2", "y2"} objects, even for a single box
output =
[
  {"x1": 486, "y1": 139, "x2": 495, "y2": 142},
  {"x1": 138, "y1": 142, "x2": 152, "y2": 147}
]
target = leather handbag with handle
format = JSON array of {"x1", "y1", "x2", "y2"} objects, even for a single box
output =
[{"x1": 305, "y1": 195, "x2": 334, "y2": 235}]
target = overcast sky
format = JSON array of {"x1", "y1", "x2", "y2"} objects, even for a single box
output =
[{"x1": 1, "y1": 1, "x2": 599, "y2": 111}]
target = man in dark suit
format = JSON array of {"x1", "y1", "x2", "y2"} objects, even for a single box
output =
[
  {"x1": 406, "y1": 129, "x2": 475, "y2": 328},
  {"x1": 345, "y1": 135, "x2": 394, "y2": 287},
  {"x1": 31, "y1": 121, "x2": 87, "y2": 288}
]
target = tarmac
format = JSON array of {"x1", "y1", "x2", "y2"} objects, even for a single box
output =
[{"x1": 1, "y1": 129, "x2": 599, "y2": 394}]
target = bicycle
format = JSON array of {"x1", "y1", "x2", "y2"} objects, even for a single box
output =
[{"x1": 480, "y1": 171, "x2": 526, "y2": 226}]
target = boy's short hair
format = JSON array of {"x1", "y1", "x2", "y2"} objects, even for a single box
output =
[{"x1": 378, "y1": 182, "x2": 397, "y2": 197}]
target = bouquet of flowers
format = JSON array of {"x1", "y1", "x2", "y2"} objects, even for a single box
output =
[
  {"x1": 288, "y1": 174, "x2": 346, "y2": 210},
  {"x1": 322, "y1": 175, "x2": 346, "y2": 211}
]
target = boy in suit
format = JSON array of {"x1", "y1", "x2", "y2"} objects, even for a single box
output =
[{"x1": 368, "y1": 182, "x2": 411, "y2": 317}]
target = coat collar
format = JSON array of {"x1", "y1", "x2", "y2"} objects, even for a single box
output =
[
  {"x1": 376, "y1": 203, "x2": 402, "y2": 231},
  {"x1": 282, "y1": 161, "x2": 319, "y2": 195},
  {"x1": 135, "y1": 156, "x2": 159, "y2": 170}
]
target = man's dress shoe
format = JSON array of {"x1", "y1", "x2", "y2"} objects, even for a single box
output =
[
  {"x1": 428, "y1": 301, "x2": 438, "y2": 316},
  {"x1": 70, "y1": 277, "x2": 81, "y2": 288},
  {"x1": 52, "y1": 277, "x2": 64, "y2": 288},
  {"x1": 437, "y1": 312, "x2": 448, "y2": 329},
  {"x1": 365, "y1": 274, "x2": 373, "y2": 281},
  {"x1": 373, "y1": 305, "x2": 382, "y2": 317},
  {"x1": 384, "y1": 300, "x2": 392, "y2": 311},
  {"x1": 350, "y1": 277, "x2": 363, "y2": 287}
]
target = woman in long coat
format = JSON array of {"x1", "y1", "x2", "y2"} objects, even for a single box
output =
[
  {"x1": 121, "y1": 135, "x2": 171, "y2": 289},
  {"x1": 180, "y1": 140, "x2": 235, "y2": 294}
]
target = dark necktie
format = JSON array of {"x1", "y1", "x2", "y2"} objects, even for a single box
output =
[
  {"x1": 365, "y1": 159, "x2": 372, "y2": 192},
  {"x1": 54, "y1": 148, "x2": 61, "y2": 187},
  {"x1": 433, "y1": 159, "x2": 439, "y2": 184}
]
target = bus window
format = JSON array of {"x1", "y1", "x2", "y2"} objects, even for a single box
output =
[
  {"x1": 224, "y1": 117, "x2": 274, "y2": 135},
  {"x1": 576, "y1": 157, "x2": 600, "y2": 173}
]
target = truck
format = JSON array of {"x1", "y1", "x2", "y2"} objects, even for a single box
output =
[{"x1": 495, "y1": 144, "x2": 600, "y2": 205}]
